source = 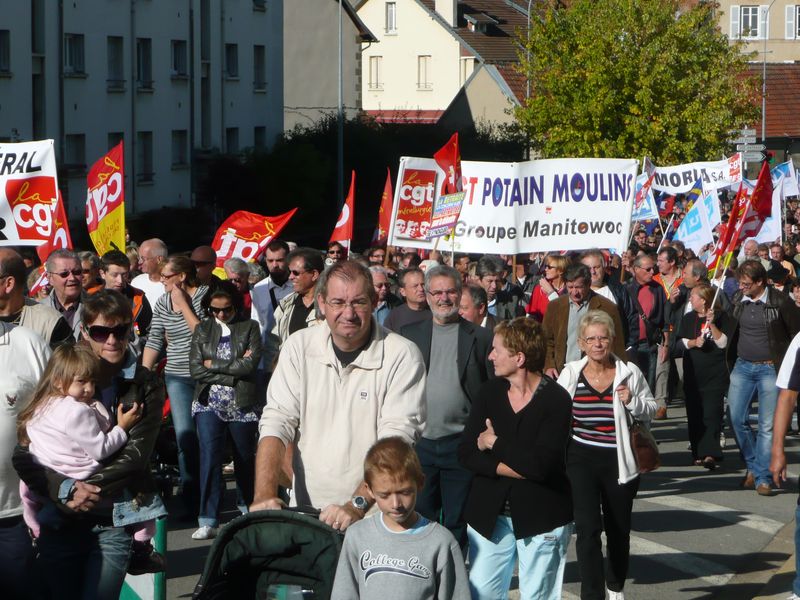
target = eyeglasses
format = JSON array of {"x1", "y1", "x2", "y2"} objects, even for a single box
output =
[
  {"x1": 289, "y1": 269, "x2": 307, "y2": 277},
  {"x1": 327, "y1": 250, "x2": 342, "y2": 255},
  {"x1": 582, "y1": 336, "x2": 610, "y2": 345},
  {"x1": 85, "y1": 324, "x2": 131, "y2": 343},
  {"x1": 374, "y1": 282, "x2": 390, "y2": 288},
  {"x1": 49, "y1": 269, "x2": 82, "y2": 279},
  {"x1": 208, "y1": 305, "x2": 234, "y2": 316},
  {"x1": 325, "y1": 298, "x2": 371, "y2": 312},
  {"x1": 427, "y1": 288, "x2": 458, "y2": 297},
  {"x1": 544, "y1": 264, "x2": 556, "y2": 269},
  {"x1": 637, "y1": 266, "x2": 655, "y2": 272},
  {"x1": 160, "y1": 272, "x2": 178, "y2": 280}
]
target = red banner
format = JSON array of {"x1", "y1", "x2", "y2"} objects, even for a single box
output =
[
  {"x1": 36, "y1": 190, "x2": 72, "y2": 263},
  {"x1": 434, "y1": 132, "x2": 462, "y2": 195},
  {"x1": 211, "y1": 208, "x2": 297, "y2": 267},
  {"x1": 372, "y1": 168, "x2": 393, "y2": 243},
  {"x1": 394, "y1": 167, "x2": 435, "y2": 241},
  {"x1": 86, "y1": 142, "x2": 125, "y2": 255},
  {"x1": 330, "y1": 171, "x2": 355, "y2": 251}
]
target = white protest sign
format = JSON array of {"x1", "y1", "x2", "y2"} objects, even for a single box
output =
[
  {"x1": 632, "y1": 173, "x2": 659, "y2": 222},
  {"x1": 389, "y1": 157, "x2": 637, "y2": 254},
  {"x1": 772, "y1": 160, "x2": 800, "y2": 198},
  {"x1": 0, "y1": 140, "x2": 61, "y2": 247},
  {"x1": 652, "y1": 154, "x2": 742, "y2": 194}
]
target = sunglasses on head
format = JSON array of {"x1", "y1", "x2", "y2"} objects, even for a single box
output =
[{"x1": 85, "y1": 324, "x2": 131, "y2": 343}]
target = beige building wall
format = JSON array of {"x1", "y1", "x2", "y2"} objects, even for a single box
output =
[
  {"x1": 358, "y1": 0, "x2": 466, "y2": 113},
  {"x1": 718, "y1": 1, "x2": 800, "y2": 61}
]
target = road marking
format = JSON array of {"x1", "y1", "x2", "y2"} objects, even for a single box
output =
[
  {"x1": 638, "y1": 494, "x2": 783, "y2": 534},
  {"x1": 629, "y1": 536, "x2": 734, "y2": 586}
]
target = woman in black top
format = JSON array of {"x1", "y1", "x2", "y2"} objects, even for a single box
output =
[
  {"x1": 677, "y1": 283, "x2": 731, "y2": 469},
  {"x1": 458, "y1": 318, "x2": 573, "y2": 599}
]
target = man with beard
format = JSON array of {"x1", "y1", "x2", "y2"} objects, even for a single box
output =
[{"x1": 399, "y1": 265, "x2": 493, "y2": 550}]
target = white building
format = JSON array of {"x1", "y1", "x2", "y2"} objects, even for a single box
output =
[{"x1": 0, "y1": 0, "x2": 282, "y2": 218}]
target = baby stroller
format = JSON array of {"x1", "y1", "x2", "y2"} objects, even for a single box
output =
[{"x1": 192, "y1": 509, "x2": 343, "y2": 600}]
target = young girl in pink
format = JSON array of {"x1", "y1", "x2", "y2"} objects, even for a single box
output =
[{"x1": 18, "y1": 343, "x2": 161, "y2": 573}]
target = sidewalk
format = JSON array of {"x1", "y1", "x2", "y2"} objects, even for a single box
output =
[{"x1": 741, "y1": 518, "x2": 796, "y2": 600}]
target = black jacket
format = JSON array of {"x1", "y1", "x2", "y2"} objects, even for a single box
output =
[
  {"x1": 14, "y1": 359, "x2": 165, "y2": 518},
  {"x1": 399, "y1": 317, "x2": 493, "y2": 403},
  {"x1": 494, "y1": 289, "x2": 524, "y2": 322},
  {"x1": 605, "y1": 277, "x2": 639, "y2": 349},
  {"x1": 189, "y1": 317, "x2": 262, "y2": 409},
  {"x1": 726, "y1": 287, "x2": 800, "y2": 371},
  {"x1": 459, "y1": 376, "x2": 573, "y2": 540},
  {"x1": 625, "y1": 279, "x2": 668, "y2": 345}
]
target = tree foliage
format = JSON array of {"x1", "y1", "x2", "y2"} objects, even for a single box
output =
[{"x1": 516, "y1": 0, "x2": 760, "y2": 163}]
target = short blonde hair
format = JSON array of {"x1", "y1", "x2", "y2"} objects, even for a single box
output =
[
  {"x1": 578, "y1": 310, "x2": 616, "y2": 341},
  {"x1": 545, "y1": 253, "x2": 570, "y2": 274}
]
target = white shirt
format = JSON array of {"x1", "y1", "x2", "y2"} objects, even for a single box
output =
[
  {"x1": 777, "y1": 331, "x2": 800, "y2": 390},
  {"x1": 251, "y1": 276, "x2": 294, "y2": 339},
  {"x1": 593, "y1": 285, "x2": 616, "y2": 303},
  {"x1": 131, "y1": 273, "x2": 165, "y2": 310}
]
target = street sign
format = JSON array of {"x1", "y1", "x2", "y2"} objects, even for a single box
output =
[
  {"x1": 737, "y1": 143, "x2": 766, "y2": 151},
  {"x1": 740, "y1": 128, "x2": 756, "y2": 136},
  {"x1": 741, "y1": 151, "x2": 765, "y2": 162},
  {"x1": 730, "y1": 136, "x2": 757, "y2": 144}
]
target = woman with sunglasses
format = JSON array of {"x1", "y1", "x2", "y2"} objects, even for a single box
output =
[
  {"x1": 525, "y1": 253, "x2": 569, "y2": 321},
  {"x1": 14, "y1": 290, "x2": 167, "y2": 599},
  {"x1": 188, "y1": 284, "x2": 261, "y2": 540},
  {"x1": 557, "y1": 310, "x2": 655, "y2": 600},
  {"x1": 143, "y1": 255, "x2": 209, "y2": 519}
]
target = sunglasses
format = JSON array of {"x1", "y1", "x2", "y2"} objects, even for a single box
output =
[
  {"x1": 638, "y1": 266, "x2": 656, "y2": 272},
  {"x1": 208, "y1": 305, "x2": 234, "y2": 316},
  {"x1": 289, "y1": 269, "x2": 307, "y2": 277},
  {"x1": 86, "y1": 324, "x2": 131, "y2": 343},
  {"x1": 49, "y1": 269, "x2": 82, "y2": 279}
]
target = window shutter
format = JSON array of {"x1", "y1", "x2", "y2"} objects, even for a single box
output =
[
  {"x1": 731, "y1": 5, "x2": 740, "y2": 39},
  {"x1": 759, "y1": 5, "x2": 769, "y2": 40},
  {"x1": 787, "y1": 5, "x2": 796, "y2": 40}
]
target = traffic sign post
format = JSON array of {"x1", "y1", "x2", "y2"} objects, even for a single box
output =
[
  {"x1": 741, "y1": 151, "x2": 766, "y2": 162},
  {"x1": 737, "y1": 143, "x2": 766, "y2": 152}
]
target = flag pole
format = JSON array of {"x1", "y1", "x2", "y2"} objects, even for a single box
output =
[{"x1": 657, "y1": 215, "x2": 674, "y2": 252}]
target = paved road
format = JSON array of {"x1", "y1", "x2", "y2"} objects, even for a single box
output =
[{"x1": 165, "y1": 401, "x2": 800, "y2": 599}]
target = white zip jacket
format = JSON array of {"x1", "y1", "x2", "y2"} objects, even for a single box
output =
[
  {"x1": 259, "y1": 318, "x2": 426, "y2": 509},
  {"x1": 557, "y1": 355, "x2": 656, "y2": 484}
]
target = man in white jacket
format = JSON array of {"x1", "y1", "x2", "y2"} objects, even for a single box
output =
[{"x1": 252, "y1": 260, "x2": 427, "y2": 532}]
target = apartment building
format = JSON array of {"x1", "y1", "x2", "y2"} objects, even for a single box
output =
[
  {"x1": 356, "y1": 0, "x2": 527, "y2": 126},
  {"x1": 0, "y1": 0, "x2": 283, "y2": 218}
]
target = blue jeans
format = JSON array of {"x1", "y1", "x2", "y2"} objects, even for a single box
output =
[
  {"x1": 467, "y1": 517, "x2": 572, "y2": 600},
  {"x1": 0, "y1": 516, "x2": 36, "y2": 599},
  {"x1": 726, "y1": 358, "x2": 778, "y2": 487},
  {"x1": 415, "y1": 434, "x2": 473, "y2": 549},
  {"x1": 195, "y1": 411, "x2": 258, "y2": 528},
  {"x1": 36, "y1": 519, "x2": 132, "y2": 600},
  {"x1": 166, "y1": 374, "x2": 200, "y2": 512},
  {"x1": 795, "y1": 501, "x2": 800, "y2": 595}
]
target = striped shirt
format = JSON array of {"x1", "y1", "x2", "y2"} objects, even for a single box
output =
[
  {"x1": 145, "y1": 285, "x2": 209, "y2": 376},
  {"x1": 571, "y1": 373, "x2": 616, "y2": 448}
]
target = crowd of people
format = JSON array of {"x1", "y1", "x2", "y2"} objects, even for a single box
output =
[{"x1": 3, "y1": 201, "x2": 800, "y2": 599}]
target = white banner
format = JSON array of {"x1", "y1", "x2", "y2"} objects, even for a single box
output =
[
  {"x1": 0, "y1": 140, "x2": 60, "y2": 247},
  {"x1": 700, "y1": 184, "x2": 722, "y2": 229},
  {"x1": 652, "y1": 154, "x2": 742, "y2": 194},
  {"x1": 772, "y1": 160, "x2": 800, "y2": 198},
  {"x1": 389, "y1": 157, "x2": 637, "y2": 254}
]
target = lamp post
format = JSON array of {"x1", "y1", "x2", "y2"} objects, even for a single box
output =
[
  {"x1": 761, "y1": 0, "x2": 777, "y2": 143},
  {"x1": 337, "y1": 0, "x2": 344, "y2": 203}
]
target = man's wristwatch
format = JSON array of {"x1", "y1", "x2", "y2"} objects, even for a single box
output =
[{"x1": 351, "y1": 495, "x2": 369, "y2": 514}]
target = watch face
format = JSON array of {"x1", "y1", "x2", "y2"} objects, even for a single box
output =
[{"x1": 353, "y1": 496, "x2": 368, "y2": 510}]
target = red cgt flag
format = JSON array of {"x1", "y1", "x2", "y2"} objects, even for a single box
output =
[
  {"x1": 373, "y1": 168, "x2": 393, "y2": 244},
  {"x1": 707, "y1": 184, "x2": 747, "y2": 273},
  {"x1": 36, "y1": 190, "x2": 72, "y2": 264},
  {"x1": 750, "y1": 160, "x2": 774, "y2": 220},
  {"x1": 434, "y1": 133, "x2": 462, "y2": 195},
  {"x1": 330, "y1": 170, "x2": 355, "y2": 252},
  {"x1": 211, "y1": 208, "x2": 297, "y2": 267}
]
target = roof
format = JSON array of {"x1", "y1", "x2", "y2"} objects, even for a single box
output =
[
  {"x1": 748, "y1": 63, "x2": 800, "y2": 138},
  {"x1": 365, "y1": 109, "x2": 445, "y2": 124},
  {"x1": 338, "y1": 0, "x2": 378, "y2": 42}
]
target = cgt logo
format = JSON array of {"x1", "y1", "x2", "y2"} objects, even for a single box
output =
[
  {"x1": 6, "y1": 176, "x2": 58, "y2": 240},
  {"x1": 398, "y1": 169, "x2": 436, "y2": 207}
]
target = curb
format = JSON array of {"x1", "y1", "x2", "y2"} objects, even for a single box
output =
[{"x1": 726, "y1": 518, "x2": 796, "y2": 599}]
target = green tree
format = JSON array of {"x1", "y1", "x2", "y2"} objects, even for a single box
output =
[{"x1": 516, "y1": 0, "x2": 759, "y2": 163}]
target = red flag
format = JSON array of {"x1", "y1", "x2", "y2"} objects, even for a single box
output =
[
  {"x1": 707, "y1": 184, "x2": 747, "y2": 272},
  {"x1": 36, "y1": 190, "x2": 72, "y2": 264},
  {"x1": 657, "y1": 194, "x2": 675, "y2": 218},
  {"x1": 28, "y1": 266, "x2": 49, "y2": 298},
  {"x1": 434, "y1": 133, "x2": 462, "y2": 195},
  {"x1": 211, "y1": 209, "x2": 297, "y2": 267},
  {"x1": 330, "y1": 171, "x2": 355, "y2": 252},
  {"x1": 750, "y1": 160, "x2": 774, "y2": 219},
  {"x1": 373, "y1": 168, "x2": 393, "y2": 243},
  {"x1": 85, "y1": 142, "x2": 125, "y2": 255}
]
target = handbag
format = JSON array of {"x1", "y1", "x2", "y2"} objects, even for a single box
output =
[{"x1": 626, "y1": 411, "x2": 661, "y2": 473}]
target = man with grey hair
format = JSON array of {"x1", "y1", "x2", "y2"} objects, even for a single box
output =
[
  {"x1": 131, "y1": 238, "x2": 168, "y2": 308},
  {"x1": 369, "y1": 265, "x2": 401, "y2": 326},
  {"x1": 41, "y1": 248, "x2": 85, "y2": 339},
  {"x1": 0, "y1": 248, "x2": 73, "y2": 347},
  {"x1": 476, "y1": 256, "x2": 522, "y2": 321},
  {"x1": 458, "y1": 283, "x2": 495, "y2": 330},
  {"x1": 399, "y1": 264, "x2": 493, "y2": 549},
  {"x1": 224, "y1": 257, "x2": 253, "y2": 318}
]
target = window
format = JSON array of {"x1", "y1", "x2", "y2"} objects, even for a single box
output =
[
  {"x1": 225, "y1": 44, "x2": 238, "y2": 78},
  {"x1": 385, "y1": 2, "x2": 397, "y2": 33},
  {"x1": 253, "y1": 45, "x2": 266, "y2": 90},
  {"x1": 65, "y1": 134, "x2": 86, "y2": 167},
  {"x1": 64, "y1": 33, "x2": 85, "y2": 74},
  {"x1": 136, "y1": 38, "x2": 153, "y2": 89},
  {"x1": 226, "y1": 127, "x2": 239, "y2": 153},
  {"x1": 741, "y1": 6, "x2": 760, "y2": 38},
  {"x1": 368, "y1": 56, "x2": 383, "y2": 90},
  {"x1": 732, "y1": 5, "x2": 768, "y2": 40},
  {"x1": 253, "y1": 0, "x2": 266, "y2": 10},
  {"x1": 107, "y1": 36, "x2": 124, "y2": 90},
  {"x1": 0, "y1": 30, "x2": 9, "y2": 74},
  {"x1": 136, "y1": 131, "x2": 153, "y2": 183},
  {"x1": 171, "y1": 40, "x2": 188, "y2": 77},
  {"x1": 254, "y1": 126, "x2": 266, "y2": 149},
  {"x1": 108, "y1": 132, "x2": 124, "y2": 151},
  {"x1": 171, "y1": 130, "x2": 188, "y2": 167},
  {"x1": 786, "y1": 5, "x2": 800, "y2": 39},
  {"x1": 417, "y1": 55, "x2": 431, "y2": 90}
]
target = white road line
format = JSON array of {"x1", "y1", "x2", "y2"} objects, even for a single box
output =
[
  {"x1": 637, "y1": 494, "x2": 783, "y2": 534},
  {"x1": 628, "y1": 536, "x2": 734, "y2": 586}
]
